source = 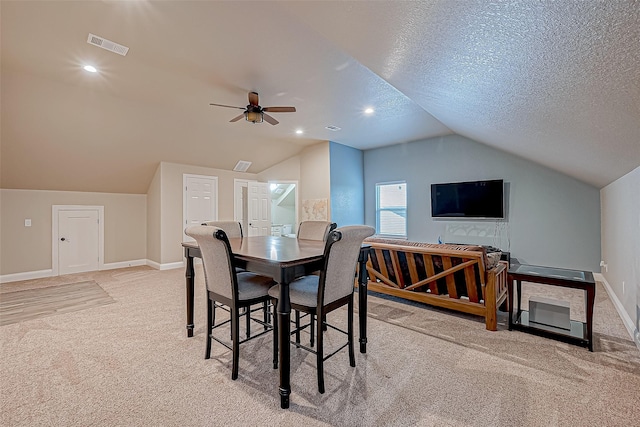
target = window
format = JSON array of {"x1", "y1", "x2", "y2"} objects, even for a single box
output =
[{"x1": 376, "y1": 181, "x2": 407, "y2": 238}]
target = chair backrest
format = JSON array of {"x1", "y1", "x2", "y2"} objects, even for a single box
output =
[
  {"x1": 201, "y1": 221, "x2": 243, "y2": 238},
  {"x1": 297, "y1": 221, "x2": 337, "y2": 241},
  {"x1": 318, "y1": 225, "x2": 375, "y2": 305},
  {"x1": 184, "y1": 225, "x2": 236, "y2": 300}
]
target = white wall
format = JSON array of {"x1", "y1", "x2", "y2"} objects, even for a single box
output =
[
  {"x1": 146, "y1": 165, "x2": 162, "y2": 264},
  {"x1": 364, "y1": 135, "x2": 602, "y2": 271},
  {"x1": 601, "y1": 166, "x2": 639, "y2": 345},
  {"x1": 300, "y1": 142, "x2": 331, "y2": 219},
  {"x1": 0, "y1": 189, "x2": 146, "y2": 277},
  {"x1": 158, "y1": 162, "x2": 257, "y2": 265},
  {"x1": 258, "y1": 142, "x2": 332, "y2": 224}
]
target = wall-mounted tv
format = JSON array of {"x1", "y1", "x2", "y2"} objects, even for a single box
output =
[{"x1": 431, "y1": 179, "x2": 504, "y2": 219}]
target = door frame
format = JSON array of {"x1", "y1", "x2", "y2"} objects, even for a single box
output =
[
  {"x1": 234, "y1": 178, "x2": 250, "y2": 234},
  {"x1": 234, "y1": 179, "x2": 249, "y2": 222},
  {"x1": 52, "y1": 205, "x2": 104, "y2": 276},
  {"x1": 268, "y1": 180, "x2": 299, "y2": 234},
  {"x1": 183, "y1": 173, "x2": 218, "y2": 242}
]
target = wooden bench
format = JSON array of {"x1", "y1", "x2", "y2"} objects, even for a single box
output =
[{"x1": 364, "y1": 238, "x2": 508, "y2": 330}]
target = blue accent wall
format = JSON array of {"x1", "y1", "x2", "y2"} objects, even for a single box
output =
[
  {"x1": 330, "y1": 141, "x2": 364, "y2": 226},
  {"x1": 363, "y1": 135, "x2": 601, "y2": 271}
]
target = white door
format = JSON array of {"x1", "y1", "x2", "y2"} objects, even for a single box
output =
[
  {"x1": 247, "y1": 181, "x2": 271, "y2": 236},
  {"x1": 183, "y1": 174, "x2": 218, "y2": 242},
  {"x1": 58, "y1": 210, "x2": 100, "y2": 275}
]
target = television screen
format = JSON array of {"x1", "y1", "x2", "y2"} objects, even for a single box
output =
[{"x1": 431, "y1": 179, "x2": 504, "y2": 218}]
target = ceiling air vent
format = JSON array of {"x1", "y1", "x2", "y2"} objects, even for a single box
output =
[
  {"x1": 233, "y1": 160, "x2": 252, "y2": 172},
  {"x1": 87, "y1": 33, "x2": 129, "y2": 56},
  {"x1": 325, "y1": 125, "x2": 341, "y2": 131}
]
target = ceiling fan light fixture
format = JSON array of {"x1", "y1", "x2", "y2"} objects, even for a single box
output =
[{"x1": 245, "y1": 111, "x2": 263, "y2": 123}]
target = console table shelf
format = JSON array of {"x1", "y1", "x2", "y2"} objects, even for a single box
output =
[
  {"x1": 507, "y1": 264, "x2": 595, "y2": 351},
  {"x1": 511, "y1": 310, "x2": 589, "y2": 347}
]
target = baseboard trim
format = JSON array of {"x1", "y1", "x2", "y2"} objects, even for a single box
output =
[
  {"x1": 1, "y1": 258, "x2": 157, "y2": 283},
  {"x1": 102, "y1": 259, "x2": 147, "y2": 270},
  {"x1": 146, "y1": 260, "x2": 184, "y2": 271},
  {"x1": 594, "y1": 273, "x2": 638, "y2": 344},
  {"x1": 0, "y1": 269, "x2": 54, "y2": 284}
]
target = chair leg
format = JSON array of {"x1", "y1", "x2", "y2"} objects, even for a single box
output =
[
  {"x1": 348, "y1": 298, "x2": 355, "y2": 367},
  {"x1": 232, "y1": 307, "x2": 240, "y2": 380},
  {"x1": 272, "y1": 299, "x2": 279, "y2": 369},
  {"x1": 263, "y1": 301, "x2": 269, "y2": 330},
  {"x1": 295, "y1": 310, "x2": 301, "y2": 344},
  {"x1": 246, "y1": 306, "x2": 251, "y2": 338},
  {"x1": 205, "y1": 298, "x2": 212, "y2": 359},
  {"x1": 212, "y1": 300, "x2": 220, "y2": 341},
  {"x1": 316, "y1": 310, "x2": 325, "y2": 394},
  {"x1": 310, "y1": 314, "x2": 315, "y2": 347}
]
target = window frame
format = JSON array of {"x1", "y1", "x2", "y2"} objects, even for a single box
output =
[{"x1": 375, "y1": 181, "x2": 408, "y2": 239}]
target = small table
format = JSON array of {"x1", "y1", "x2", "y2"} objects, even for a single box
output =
[
  {"x1": 508, "y1": 264, "x2": 596, "y2": 351},
  {"x1": 182, "y1": 236, "x2": 371, "y2": 408}
]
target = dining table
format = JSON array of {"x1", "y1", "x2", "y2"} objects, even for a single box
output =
[{"x1": 182, "y1": 235, "x2": 371, "y2": 409}]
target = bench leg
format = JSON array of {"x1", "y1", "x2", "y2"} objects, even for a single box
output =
[{"x1": 484, "y1": 279, "x2": 498, "y2": 331}]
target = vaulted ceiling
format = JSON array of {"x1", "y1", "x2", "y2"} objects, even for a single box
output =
[{"x1": 2, "y1": 1, "x2": 638, "y2": 194}]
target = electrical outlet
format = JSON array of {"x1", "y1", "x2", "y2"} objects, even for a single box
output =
[{"x1": 24, "y1": 219, "x2": 31, "y2": 227}]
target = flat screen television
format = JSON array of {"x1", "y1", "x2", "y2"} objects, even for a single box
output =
[{"x1": 431, "y1": 179, "x2": 504, "y2": 219}]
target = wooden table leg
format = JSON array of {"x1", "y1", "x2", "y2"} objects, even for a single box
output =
[
  {"x1": 358, "y1": 248, "x2": 369, "y2": 353},
  {"x1": 507, "y1": 276, "x2": 514, "y2": 330},
  {"x1": 516, "y1": 279, "x2": 522, "y2": 322},
  {"x1": 277, "y1": 277, "x2": 291, "y2": 409},
  {"x1": 185, "y1": 251, "x2": 195, "y2": 338},
  {"x1": 586, "y1": 286, "x2": 595, "y2": 351}
]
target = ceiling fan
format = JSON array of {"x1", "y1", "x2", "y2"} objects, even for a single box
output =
[{"x1": 209, "y1": 91, "x2": 296, "y2": 125}]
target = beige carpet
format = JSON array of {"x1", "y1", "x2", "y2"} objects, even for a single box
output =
[{"x1": 1, "y1": 266, "x2": 639, "y2": 426}]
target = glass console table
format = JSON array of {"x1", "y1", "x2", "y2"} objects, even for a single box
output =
[{"x1": 507, "y1": 264, "x2": 596, "y2": 351}]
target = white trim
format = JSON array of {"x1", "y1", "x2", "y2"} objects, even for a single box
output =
[
  {"x1": 594, "y1": 273, "x2": 637, "y2": 342},
  {"x1": 234, "y1": 178, "x2": 250, "y2": 222},
  {"x1": 146, "y1": 260, "x2": 184, "y2": 270},
  {"x1": 52, "y1": 205, "x2": 105, "y2": 276},
  {"x1": 268, "y1": 180, "x2": 299, "y2": 233},
  {"x1": 102, "y1": 259, "x2": 147, "y2": 270},
  {"x1": 0, "y1": 269, "x2": 54, "y2": 284},
  {"x1": 0, "y1": 259, "x2": 181, "y2": 283},
  {"x1": 183, "y1": 174, "x2": 218, "y2": 242},
  {"x1": 146, "y1": 260, "x2": 162, "y2": 270}
]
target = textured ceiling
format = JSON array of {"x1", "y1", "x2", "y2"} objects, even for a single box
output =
[{"x1": 1, "y1": 1, "x2": 638, "y2": 194}]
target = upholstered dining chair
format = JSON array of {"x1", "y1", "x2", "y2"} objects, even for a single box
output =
[
  {"x1": 294, "y1": 220, "x2": 337, "y2": 343},
  {"x1": 184, "y1": 225, "x2": 275, "y2": 380},
  {"x1": 268, "y1": 225, "x2": 375, "y2": 393},
  {"x1": 201, "y1": 220, "x2": 263, "y2": 335},
  {"x1": 201, "y1": 220, "x2": 243, "y2": 238},
  {"x1": 297, "y1": 221, "x2": 336, "y2": 241}
]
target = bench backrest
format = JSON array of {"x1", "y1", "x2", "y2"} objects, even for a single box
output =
[{"x1": 365, "y1": 239, "x2": 489, "y2": 303}]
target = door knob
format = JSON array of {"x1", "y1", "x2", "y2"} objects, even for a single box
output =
[{"x1": 60, "y1": 237, "x2": 67, "y2": 241}]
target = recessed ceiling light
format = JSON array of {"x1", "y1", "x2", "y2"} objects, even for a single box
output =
[
  {"x1": 83, "y1": 65, "x2": 97, "y2": 73},
  {"x1": 295, "y1": 129, "x2": 304, "y2": 135},
  {"x1": 364, "y1": 107, "x2": 375, "y2": 114}
]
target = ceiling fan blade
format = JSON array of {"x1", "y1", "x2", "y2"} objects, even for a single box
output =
[
  {"x1": 210, "y1": 103, "x2": 245, "y2": 110},
  {"x1": 248, "y1": 91, "x2": 259, "y2": 106},
  {"x1": 263, "y1": 106, "x2": 296, "y2": 113},
  {"x1": 229, "y1": 113, "x2": 245, "y2": 122},
  {"x1": 263, "y1": 113, "x2": 279, "y2": 125}
]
